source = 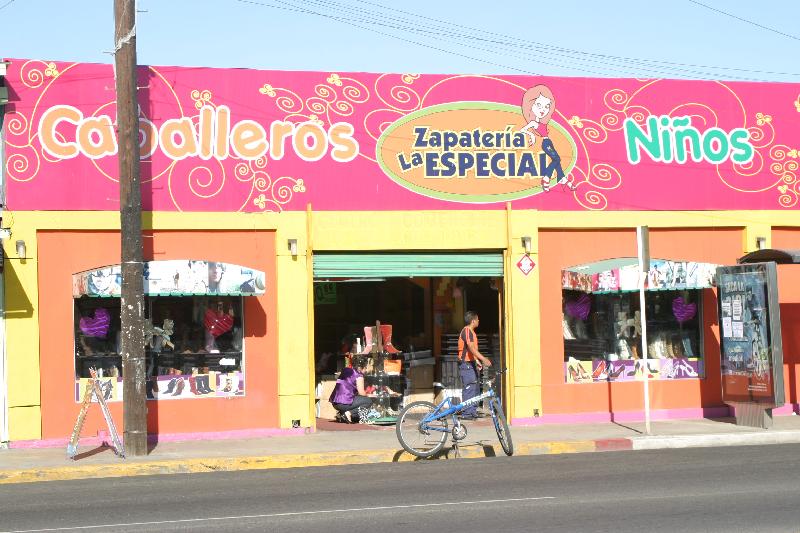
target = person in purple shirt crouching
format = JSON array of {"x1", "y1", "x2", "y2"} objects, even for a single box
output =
[{"x1": 329, "y1": 355, "x2": 373, "y2": 423}]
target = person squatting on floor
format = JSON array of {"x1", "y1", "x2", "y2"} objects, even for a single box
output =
[
  {"x1": 458, "y1": 311, "x2": 493, "y2": 419},
  {"x1": 329, "y1": 354, "x2": 373, "y2": 423}
]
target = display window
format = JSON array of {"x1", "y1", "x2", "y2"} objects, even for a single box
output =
[
  {"x1": 74, "y1": 295, "x2": 245, "y2": 402},
  {"x1": 562, "y1": 289, "x2": 704, "y2": 383}
]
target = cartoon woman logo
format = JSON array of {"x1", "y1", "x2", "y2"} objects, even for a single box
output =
[{"x1": 520, "y1": 85, "x2": 574, "y2": 192}]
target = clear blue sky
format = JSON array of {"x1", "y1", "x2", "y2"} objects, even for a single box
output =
[{"x1": 1, "y1": 0, "x2": 799, "y2": 82}]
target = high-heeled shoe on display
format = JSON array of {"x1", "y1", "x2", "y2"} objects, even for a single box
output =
[
  {"x1": 164, "y1": 377, "x2": 178, "y2": 394},
  {"x1": 592, "y1": 360, "x2": 607, "y2": 380},
  {"x1": 172, "y1": 378, "x2": 185, "y2": 396},
  {"x1": 609, "y1": 364, "x2": 625, "y2": 379},
  {"x1": 189, "y1": 375, "x2": 200, "y2": 395},
  {"x1": 568, "y1": 365, "x2": 579, "y2": 383}
]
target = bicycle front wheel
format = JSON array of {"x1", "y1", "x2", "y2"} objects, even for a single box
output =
[
  {"x1": 396, "y1": 401, "x2": 448, "y2": 458},
  {"x1": 490, "y1": 398, "x2": 514, "y2": 456}
]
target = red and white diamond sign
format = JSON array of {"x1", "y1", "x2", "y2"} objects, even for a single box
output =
[{"x1": 516, "y1": 255, "x2": 536, "y2": 276}]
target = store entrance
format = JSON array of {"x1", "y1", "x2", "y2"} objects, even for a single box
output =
[{"x1": 313, "y1": 274, "x2": 504, "y2": 426}]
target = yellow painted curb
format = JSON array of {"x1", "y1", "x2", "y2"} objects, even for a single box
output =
[{"x1": 0, "y1": 440, "x2": 601, "y2": 485}]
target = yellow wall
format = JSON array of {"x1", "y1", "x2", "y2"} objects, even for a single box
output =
[{"x1": 3, "y1": 208, "x2": 799, "y2": 440}]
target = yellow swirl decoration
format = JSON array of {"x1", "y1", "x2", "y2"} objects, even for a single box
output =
[
  {"x1": 330, "y1": 100, "x2": 354, "y2": 117},
  {"x1": 778, "y1": 189, "x2": 797, "y2": 208},
  {"x1": 6, "y1": 112, "x2": 29, "y2": 137},
  {"x1": 731, "y1": 149, "x2": 763, "y2": 177},
  {"x1": 190, "y1": 89, "x2": 213, "y2": 109},
  {"x1": 756, "y1": 112, "x2": 772, "y2": 126},
  {"x1": 250, "y1": 177, "x2": 306, "y2": 212},
  {"x1": 387, "y1": 84, "x2": 421, "y2": 111},
  {"x1": 590, "y1": 163, "x2": 623, "y2": 188},
  {"x1": 259, "y1": 84, "x2": 276, "y2": 97},
  {"x1": 572, "y1": 117, "x2": 607, "y2": 144},
  {"x1": 603, "y1": 88, "x2": 629, "y2": 112},
  {"x1": 235, "y1": 162, "x2": 251, "y2": 179},
  {"x1": 305, "y1": 97, "x2": 328, "y2": 115},
  {"x1": 44, "y1": 62, "x2": 59, "y2": 77},
  {"x1": 582, "y1": 190, "x2": 609, "y2": 210},
  {"x1": 339, "y1": 77, "x2": 369, "y2": 104},
  {"x1": 326, "y1": 73, "x2": 343, "y2": 86},
  {"x1": 401, "y1": 74, "x2": 420, "y2": 84},
  {"x1": 265, "y1": 88, "x2": 303, "y2": 113},
  {"x1": 20, "y1": 60, "x2": 50, "y2": 88},
  {"x1": 627, "y1": 106, "x2": 652, "y2": 126},
  {"x1": 253, "y1": 194, "x2": 267, "y2": 209},
  {"x1": 253, "y1": 173, "x2": 269, "y2": 191},
  {"x1": 6, "y1": 146, "x2": 41, "y2": 183},
  {"x1": 314, "y1": 84, "x2": 337, "y2": 102},
  {"x1": 251, "y1": 156, "x2": 269, "y2": 170},
  {"x1": 187, "y1": 163, "x2": 226, "y2": 199},
  {"x1": 599, "y1": 112, "x2": 621, "y2": 131},
  {"x1": 375, "y1": 74, "x2": 421, "y2": 112}
]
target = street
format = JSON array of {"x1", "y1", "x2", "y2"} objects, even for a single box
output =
[{"x1": 1, "y1": 444, "x2": 800, "y2": 532}]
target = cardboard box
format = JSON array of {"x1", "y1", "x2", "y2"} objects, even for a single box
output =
[
  {"x1": 407, "y1": 365, "x2": 434, "y2": 390},
  {"x1": 404, "y1": 389, "x2": 434, "y2": 406},
  {"x1": 316, "y1": 376, "x2": 338, "y2": 420}
]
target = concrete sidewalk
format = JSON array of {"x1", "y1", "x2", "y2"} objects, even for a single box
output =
[{"x1": 2, "y1": 415, "x2": 800, "y2": 484}]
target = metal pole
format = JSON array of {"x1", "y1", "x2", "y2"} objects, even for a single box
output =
[
  {"x1": 637, "y1": 226, "x2": 651, "y2": 435},
  {"x1": 115, "y1": 0, "x2": 147, "y2": 456}
]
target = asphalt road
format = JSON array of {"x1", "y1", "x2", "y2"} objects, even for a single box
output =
[{"x1": 2, "y1": 444, "x2": 800, "y2": 532}]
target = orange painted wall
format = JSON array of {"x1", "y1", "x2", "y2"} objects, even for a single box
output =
[
  {"x1": 38, "y1": 230, "x2": 278, "y2": 439},
  {"x1": 538, "y1": 227, "x2": 743, "y2": 415},
  {"x1": 771, "y1": 228, "x2": 800, "y2": 405}
]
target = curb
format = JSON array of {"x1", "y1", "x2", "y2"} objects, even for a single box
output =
[
  {"x1": 0, "y1": 439, "x2": 600, "y2": 485},
  {"x1": 4, "y1": 430, "x2": 800, "y2": 485}
]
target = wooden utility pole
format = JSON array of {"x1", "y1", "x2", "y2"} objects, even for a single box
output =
[{"x1": 115, "y1": 0, "x2": 147, "y2": 456}]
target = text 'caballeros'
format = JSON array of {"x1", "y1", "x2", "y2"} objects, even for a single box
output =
[{"x1": 37, "y1": 104, "x2": 360, "y2": 163}]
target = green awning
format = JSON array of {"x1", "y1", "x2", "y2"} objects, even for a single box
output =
[
  {"x1": 73, "y1": 260, "x2": 266, "y2": 298},
  {"x1": 313, "y1": 253, "x2": 504, "y2": 278}
]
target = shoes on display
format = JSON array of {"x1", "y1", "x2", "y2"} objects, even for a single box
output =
[
  {"x1": 679, "y1": 359, "x2": 699, "y2": 378},
  {"x1": 617, "y1": 339, "x2": 632, "y2": 360},
  {"x1": 665, "y1": 336, "x2": 676, "y2": 358},
  {"x1": 172, "y1": 378, "x2": 185, "y2": 396},
  {"x1": 562, "y1": 318, "x2": 576, "y2": 340},
  {"x1": 360, "y1": 326, "x2": 377, "y2": 354},
  {"x1": 592, "y1": 360, "x2": 607, "y2": 380},
  {"x1": 682, "y1": 336, "x2": 695, "y2": 357},
  {"x1": 379, "y1": 324, "x2": 401, "y2": 354},
  {"x1": 164, "y1": 377, "x2": 178, "y2": 394}
]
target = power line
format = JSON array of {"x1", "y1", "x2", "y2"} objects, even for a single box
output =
[
  {"x1": 233, "y1": 0, "x2": 800, "y2": 81},
  {"x1": 352, "y1": 0, "x2": 800, "y2": 78},
  {"x1": 0, "y1": 0, "x2": 17, "y2": 12},
  {"x1": 687, "y1": 0, "x2": 800, "y2": 42}
]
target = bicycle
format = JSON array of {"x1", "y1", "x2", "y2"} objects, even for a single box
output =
[{"x1": 395, "y1": 368, "x2": 513, "y2": 458}]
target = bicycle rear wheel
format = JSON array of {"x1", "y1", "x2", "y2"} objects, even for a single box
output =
[
  {"x1": 396, "y1": 401, "x2": 448, "y2": 458},
  {"x1": 490, "y1": 398, "x2": 513, "y2": 456}
]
